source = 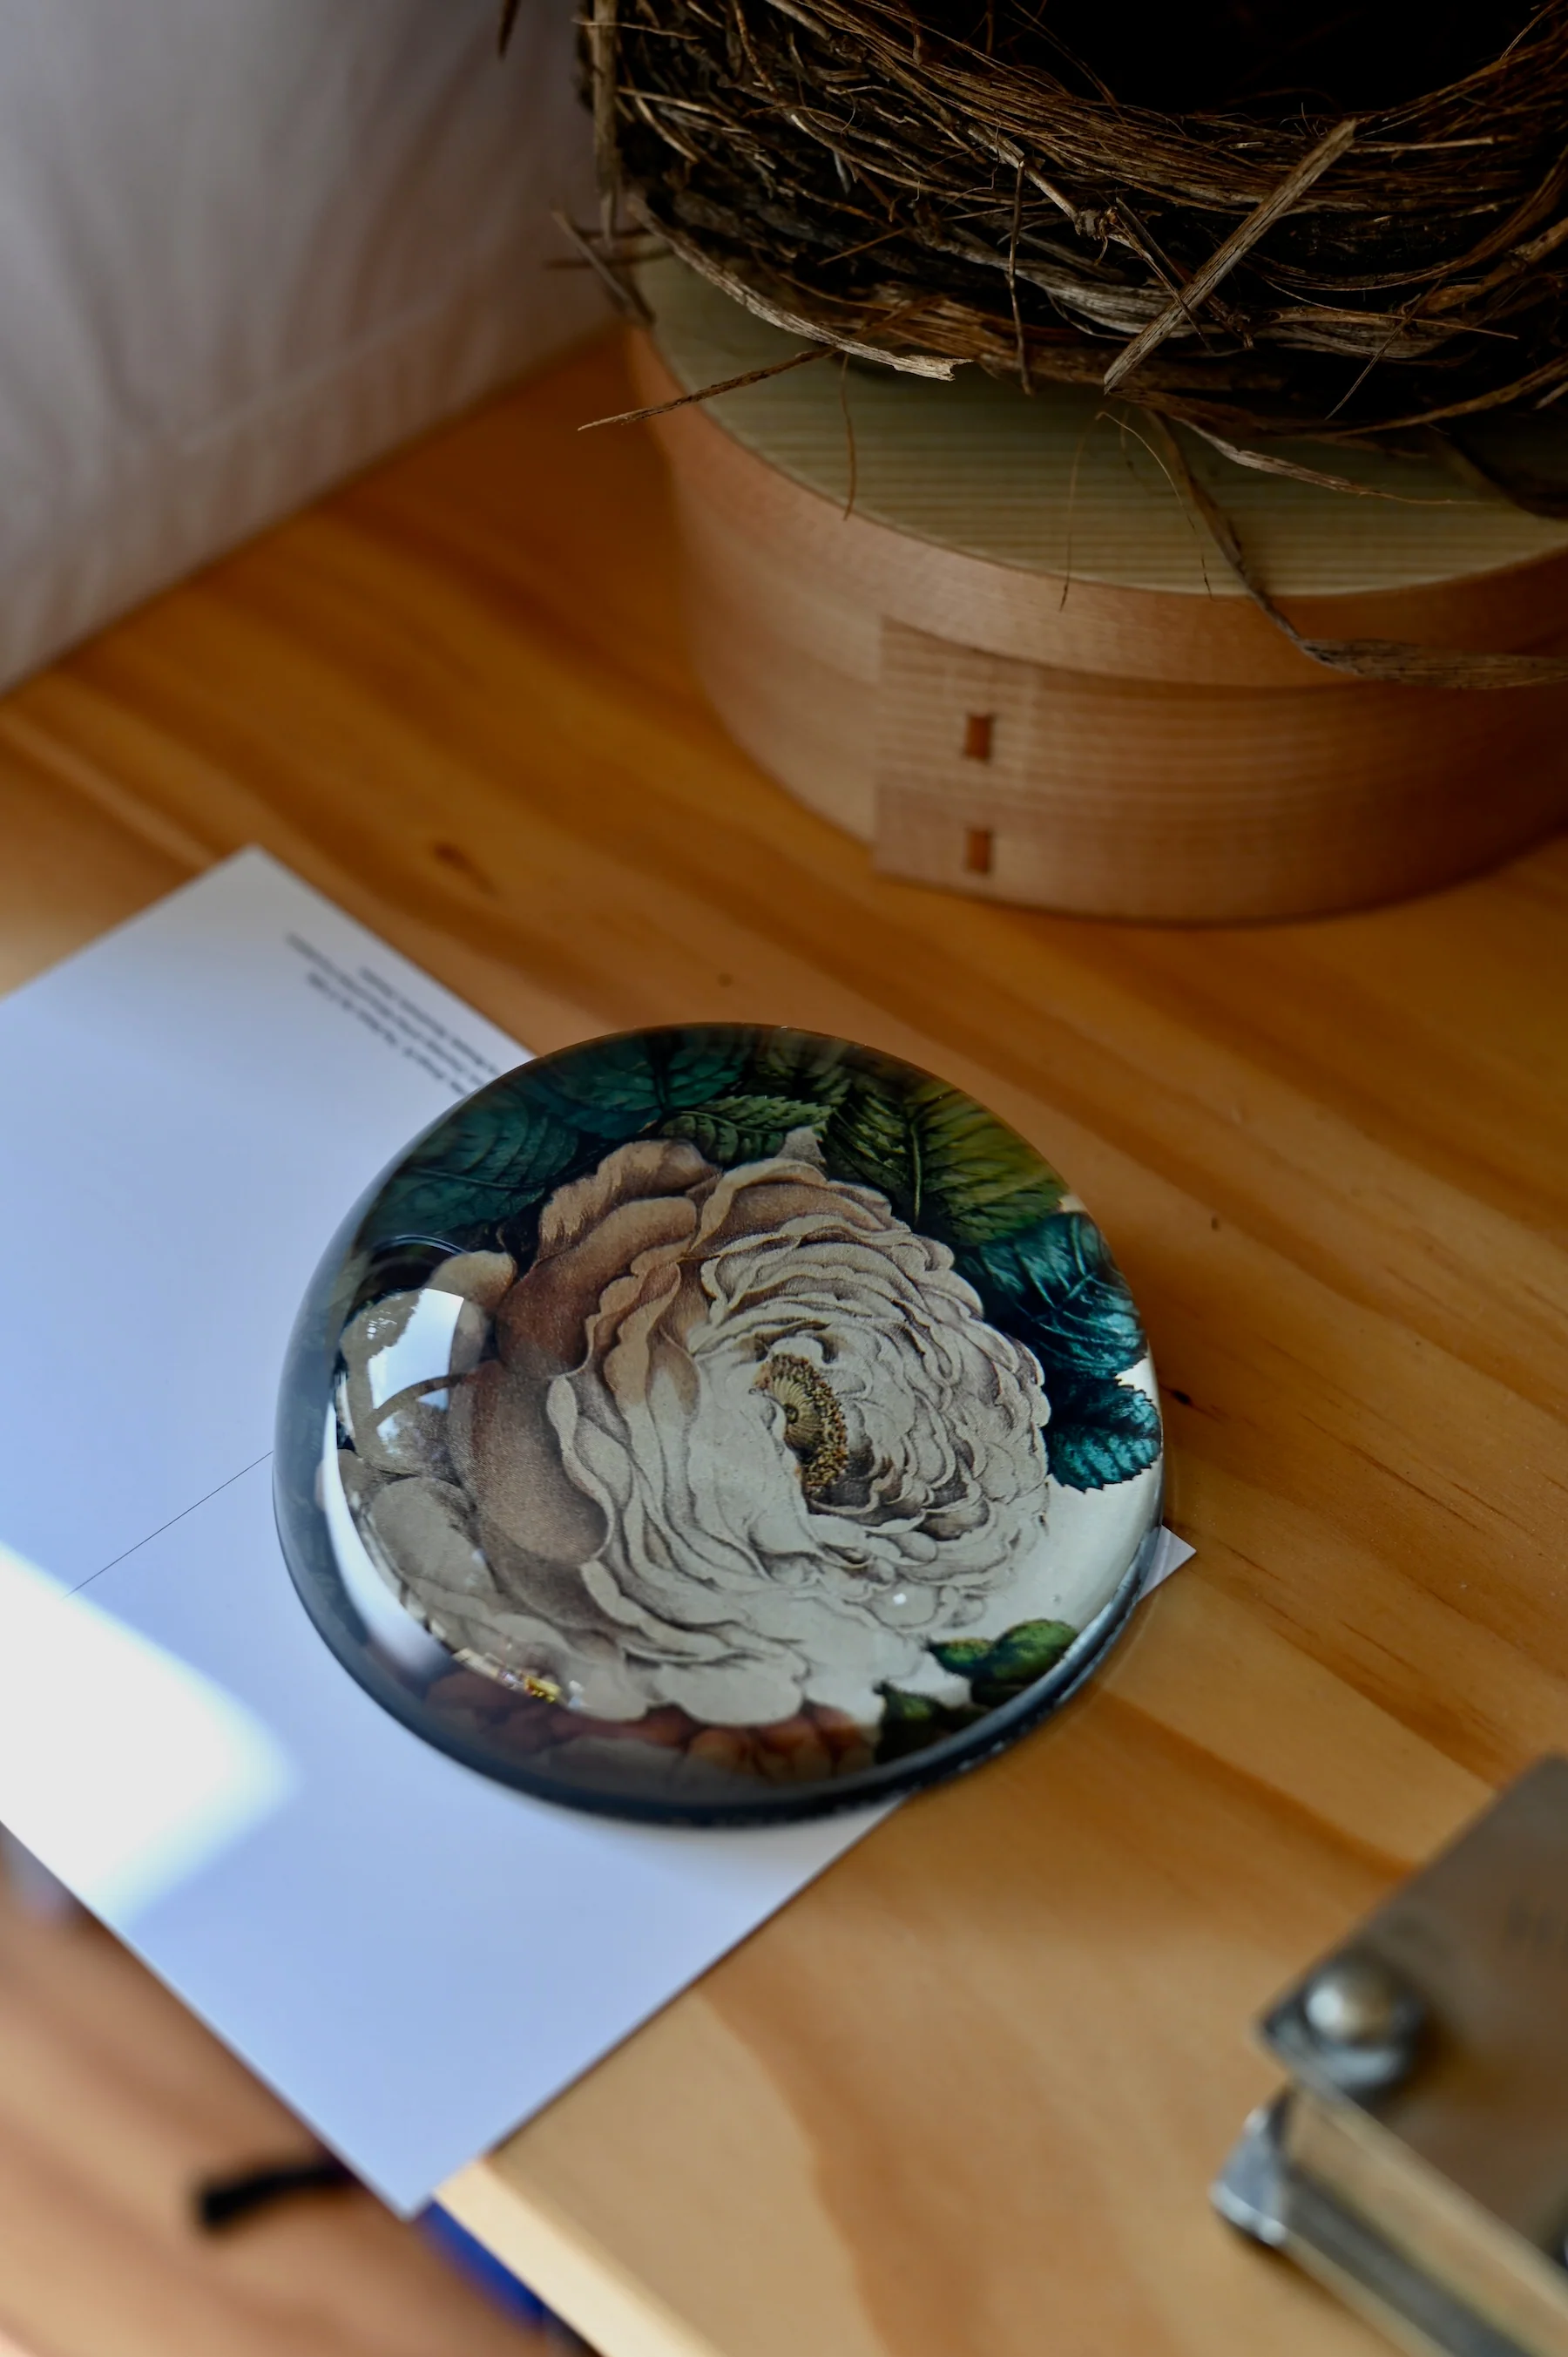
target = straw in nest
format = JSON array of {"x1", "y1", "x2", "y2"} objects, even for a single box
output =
[
  {"x1": 504, "y1": 0, "x2": 1568, "y2": 682},
  {"x1": 546, "y1": 0, "x2": 1568, "y2": 444}
]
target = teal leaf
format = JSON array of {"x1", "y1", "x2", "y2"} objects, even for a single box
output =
[
  {"x1": 654, "y1": 1031, "x2": 759, "y2": 1107},
  {"x1": 529, "y1": 1031, "x2": 752, "y2": 1138},
  {"x1": 364, "y1": 1085, "x2": 579, "y2": 1248},
  {"x1": 664, "y1": 1094, "x2": 830, "y2": 1164},
  {"x1": 1046, "y1": 1376, "x2": 1162, "y2": 1492},
  {"x1": 826, "y1": 1069, "x2": 1065, "y2": 1246},
  {"x1": 958, "y1": 1211, "x2": 1146, "y2": 1382}
]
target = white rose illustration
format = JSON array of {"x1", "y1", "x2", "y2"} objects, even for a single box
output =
[{"x1": 335, "y1": 1134, "x2": 1052, "y2": 1730}]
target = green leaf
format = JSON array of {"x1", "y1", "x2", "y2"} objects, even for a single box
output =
[
  {"x1": 1046, "y1": 1376, "x2": 1162, "y2": 1492},
  {"x1": 874, "y1": 1686, "x2": 943, "y2": 1766},
  {"x1": 823, "y1": 1065, "x2": 916, "y2": 1208},
  {"x1": 528, "y1": 1031, "x2": 752, "y2": 1138},
  {"x1": 363, "y1": 1084, "x2": 579, "y2": 1248},
  {"x1": 879, "y1": 1685, "x2": 942, "y2": 1734},
  {"x1": 743, "y1": 1031, "x2": 853, "y2": 1107},
  {"x1": 664, "y1": 1094, "x2": 829, "y2": 1164},
  {"x1": 975, "y1": 1619, "x2": 1078, "y2": 1687},
  {"x1": 958, "y1": 1211, "x2": 1146, "y2": 1383},
  {"x1": 929, "y1": 1619, "x2": 1078, "y2": 1701},
  {"x1": 873, "y1": 1683, "x2": 983, "y2": 1765},
  {"x1": 820, "y1": 1065, "x2": 905, "y2": 1197},
  {"x1": 927, "y1": 1637, "x2": 993, "y2": 1676},
  {"x1": 906, "y1": 1082, "x2": 1069, "y2": 1244},
  {"x1": 825, "y1": 1070, "x2": 1065, "y2": 1246}
]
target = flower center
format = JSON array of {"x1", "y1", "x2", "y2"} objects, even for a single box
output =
[{"x1": 753, "y1": 1351, "x2": 848, "y2": 1497}]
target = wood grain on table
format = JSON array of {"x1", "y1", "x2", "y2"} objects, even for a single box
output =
[
  {"x1": 0, "y1": 1870, "x2": 570, "y2": 2357},
  {"x1": 3, "y1": 326, "x2": 1565, "y2": 2357}
]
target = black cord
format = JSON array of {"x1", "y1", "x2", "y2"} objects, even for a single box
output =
[{"x1": 193, "y1": 2153, "x2": 355, "y2": 2232}]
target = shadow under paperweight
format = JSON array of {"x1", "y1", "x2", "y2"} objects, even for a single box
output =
[{"x1": 274, "y1": 1026, "x2": 1163, "y2": 1823}]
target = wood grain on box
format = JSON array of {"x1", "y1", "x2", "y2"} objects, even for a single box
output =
[{"x1": 632, "y1": 265, "x2": 1568, "y2": 919}]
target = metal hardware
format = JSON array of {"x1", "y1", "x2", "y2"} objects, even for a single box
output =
[
  {"x1": 1301, "y1": 1954, "x2": 1419, "y2": 2050},
  {"x1": 1279, "y1": 1947, "x2": 1427, "y2": 2099},
  {"x1": 1213, "y1": 1758, "x2": 1568, "y2": 2357},
  {"x1": 1215, "y1": 2096, "x2": 1532, "y2": 2357}
]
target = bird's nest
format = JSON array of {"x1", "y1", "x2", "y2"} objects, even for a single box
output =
[{"x1": 552, "y1": 0, "x2": 1568, "y2": 459}]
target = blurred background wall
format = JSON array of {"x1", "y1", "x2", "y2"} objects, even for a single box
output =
[{"x1": 0, "y1": 0, "x2": 601, "y2": 689}]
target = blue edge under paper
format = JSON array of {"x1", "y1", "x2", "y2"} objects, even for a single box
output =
[{"x1": 420, "y1": 2203, "x2": 560, "y2": 2333}]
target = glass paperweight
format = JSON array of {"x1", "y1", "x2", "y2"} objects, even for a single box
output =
[{"x1": 275, "y1": 1026, "x2": 1163, "y2": 1822}]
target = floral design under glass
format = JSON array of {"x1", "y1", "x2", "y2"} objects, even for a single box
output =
[{"x1": 275, "y1": 1027, "x2": 1162, "y2": 1821}]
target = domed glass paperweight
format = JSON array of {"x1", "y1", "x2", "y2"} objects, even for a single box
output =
[{"x1": 275, "y1": 1026, "x2": 1162, "y2": 1822}]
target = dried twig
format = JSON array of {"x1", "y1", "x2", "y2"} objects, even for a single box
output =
[
  {"x1": 1144, "y1": 412, "x2": 1568, "y2": 686},
  {"x1": 551, "y1": 208, "x2": 654, "y2": 324},
  {"x1": 578, "y1": 342, "x2": 834, "y2": 429},
  {"x1": 1182, "y1": 419, "x2": 1468, "y2": 502},
  {"x1": 1101, "y1": 119, "x2": 1358, "y2": 393},
  {"x1": 837, "y1": 355, "x2": 860, "y2": 515}
]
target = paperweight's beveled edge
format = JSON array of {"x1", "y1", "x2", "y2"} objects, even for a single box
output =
[
  {"x1": 274, "y1": 1459, "x2": 1162, "y2": 1826},
  {"x1": 274, "y1": 1022, "x2": 1166, "y2": 1825}
]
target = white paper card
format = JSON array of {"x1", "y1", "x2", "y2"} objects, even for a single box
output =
[
  {"x1": 1142, "y1": 1526, "x2": 1195, "y2": 1594},
  {"x1": 0, "y1": 850, "x2": 518, "y2": 1585},
  {"x1": 0, "y1": 852, "x2": 886, "y2": 2208},
  {"x1": 0, "y1": 850, "x2": 1187, "y2": 2212}
]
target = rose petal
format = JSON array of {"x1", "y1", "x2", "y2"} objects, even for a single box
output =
[
  {"x1": 378, "y1": 1132, "x2": 1058, "y2": 1730},
  {"x1": 535, "y1": 1138, "x2": 713, "y2": 1261},
  {"x1": 448, "y1": 1358, "x2": 606, "y2": 1568},
  {"x1": 500, "y1": 1194, "x2": 699, "y2": 1370},
  {"x1": 428, "y1": 1250, "x2": 517, "y2": 1314}
]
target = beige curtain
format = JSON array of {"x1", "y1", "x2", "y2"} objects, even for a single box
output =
[{"x1": 0, "y1": 0, "x2": 603, "y2": 688}]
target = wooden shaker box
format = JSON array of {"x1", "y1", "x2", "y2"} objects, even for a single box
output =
[{"x1": 632, "y1": 261, "x2": 1568, "y2": 922}]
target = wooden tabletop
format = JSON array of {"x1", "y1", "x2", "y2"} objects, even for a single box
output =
[
  {"x1": 3, "y1": 326, "x2": 1565, "y2": 2357},
  {"x1": 0, "y1": 1870, "x2": 572, "y2": 2357}
]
